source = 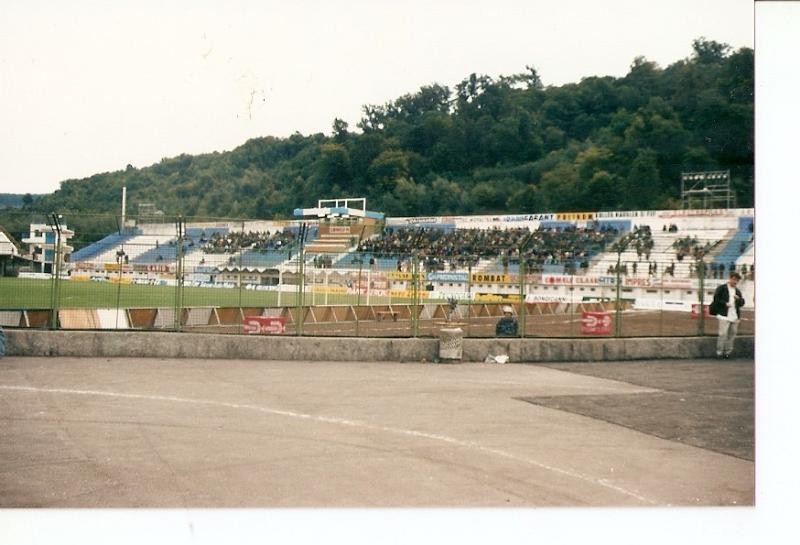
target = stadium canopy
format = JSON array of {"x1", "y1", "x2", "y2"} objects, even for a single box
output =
[{"x1": 293, "y1": 198, "x2": 384, "y2": 220}]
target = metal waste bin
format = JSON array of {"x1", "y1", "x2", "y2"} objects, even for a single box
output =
[{"x1": 438, "y1": 327, "x2": 463, "y2": 361}]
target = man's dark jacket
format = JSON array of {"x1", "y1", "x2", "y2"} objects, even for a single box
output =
[{"x1": 709, "y1": 282, "x2": 745, "y2": 318}]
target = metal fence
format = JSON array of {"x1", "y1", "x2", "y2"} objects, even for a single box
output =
[{"x1": 0, "y1": 211, "x2": 755, "y2": 339}]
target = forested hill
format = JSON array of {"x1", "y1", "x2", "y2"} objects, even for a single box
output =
[{"x1": 24, "y1": 38, "x2": 753, "y2": 221}]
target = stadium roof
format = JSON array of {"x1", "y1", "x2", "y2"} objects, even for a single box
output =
[{"x1": 293, "y1": 198, "x2": 384, "y2": 221}]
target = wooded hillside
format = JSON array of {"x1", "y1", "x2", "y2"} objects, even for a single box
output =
[{"x1": 10, "y1": 38, "x2": 753, "y2": 225}]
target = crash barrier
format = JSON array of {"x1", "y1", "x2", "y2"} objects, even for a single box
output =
[
  {"x1": 3, "y1": 329, "x2": 754, "y2": 362},
  {"x1": 4, "y1": 301, "x2": 627, "y2": 331}
]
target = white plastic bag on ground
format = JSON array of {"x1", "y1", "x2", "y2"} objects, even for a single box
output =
[{"x1": 484, "y1": 353, "x2": 509, "y2": 364}]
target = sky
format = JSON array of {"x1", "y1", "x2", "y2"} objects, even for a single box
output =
[{"x1": 0, "y1": 0, "x2": 756, "y2": 195}]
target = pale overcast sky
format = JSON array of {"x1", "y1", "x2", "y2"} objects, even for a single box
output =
[{"x1": 0, "y1": 0, "x2": 755, "y2": 194}]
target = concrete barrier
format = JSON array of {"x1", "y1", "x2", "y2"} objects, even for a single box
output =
[{"x1": 3, "y1": 329, "x2": 754, "y2": 363}]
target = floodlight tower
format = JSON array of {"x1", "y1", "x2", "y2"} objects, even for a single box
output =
[{"x1": 681, "y1": 170, "x2": 733, "y2": 209}]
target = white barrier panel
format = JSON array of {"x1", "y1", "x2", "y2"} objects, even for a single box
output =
[
  {"x1": 186, "y1": 307, "x2": 213, "y2": 327},
  {"x1": 633, "y1": 298, "x2": 692, "y2": 312},
  {"x1": 0, "y1": 311, "x2": 23, "y2": 327},
  {"x1": 96, "y1": 308, "x2": 130, "y2": 329},
  {"x1": 154, "y1": 308, "x2": 177, "y2": 328}
]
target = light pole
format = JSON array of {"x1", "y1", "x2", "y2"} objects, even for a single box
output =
[
  {"x1": 49, "y1": 213, "x2": 64, "y2": 330},
  {"x1": 353, "y1": 226, "x2": 366, "y2": 337},
  {"x1": 517, "y1": 232, "x2": 535, "y2": 338},
  {"x1": 296, "y1": 223, "x2": 307, "y2": 336},
  {"x1": 174, "y1": 217, "x2": 185, "y2": 331},
  {"x1": 610, "y1": 232, "x2": 635, "y2": 337},
  {"x1": 115, "y1": 247, "x2": 126, "y2": 328}
]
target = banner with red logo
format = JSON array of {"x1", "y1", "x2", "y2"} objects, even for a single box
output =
[
  {"x1": 581, "y1": 311, "x2": 612, "y2": 335},
  {"x1": 242, "y1": 316, "x2": 286, "y2": 335}
]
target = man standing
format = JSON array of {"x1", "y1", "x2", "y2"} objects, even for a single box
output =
[{"x1": 709, "y1": 272, "x2": 745, "y2": 359}]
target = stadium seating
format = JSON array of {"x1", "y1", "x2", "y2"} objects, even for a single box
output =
[
  {"x1": 61, "y1": 211, "x2": 754, "y2": 288},
  {"x1": 711, "y1": 217, "x2": 754, "y2": 271},
  {"x1": 239, "y1": 248, "x2": 293, "y2": 268},
  {"x1": 71, "y1": 232, "x2": 135, "y2": 261}
]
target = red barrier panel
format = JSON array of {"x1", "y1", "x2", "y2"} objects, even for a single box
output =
[
  {"x1": 581, "y1": 311, "x2": 612, "y2": 335},
  {"x1": 690, "y1": 304, "x2": 710, "y2": 319},
  {"x1": 242, "y1": 316, "x2": 286, "y2": 335}
]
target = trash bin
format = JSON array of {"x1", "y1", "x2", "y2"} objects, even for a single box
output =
[{"x1": 438, "y1": 327, "x2": 463, "y2": 361}]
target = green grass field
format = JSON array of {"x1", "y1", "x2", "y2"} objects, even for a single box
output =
[{"x1": 0, "y1": 277, "x2": 406, "y2": 310}]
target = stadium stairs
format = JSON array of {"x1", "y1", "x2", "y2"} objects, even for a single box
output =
[
  {"x1": 70, "y1": 232, "x2": 135, "y2": 262},
  {"x1": 586, "y1": 228, "x2": 729, "y2": 280},
  {"x1": 710, "y1": 217, "x2": 754, "y2": 271}
]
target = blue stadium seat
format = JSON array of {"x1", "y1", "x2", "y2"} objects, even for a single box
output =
[
  {"x1": 711, "y1": 217, "x2": 754, "y2": 269},
  {"x1": 71, "y1": 232, "x2": 135, "y2": 261},
  {"x1": 131, "y1": 245, "x2": 179, "y2": 264}
]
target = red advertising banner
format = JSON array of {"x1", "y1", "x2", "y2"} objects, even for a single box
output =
[
  {"x1": 242, "y1": 316, "x2": 286, "y2": 335},
  {"x1": 690, "y1": 304, "x2": 710, "y2": 319},
  {"x1": 580, "y1": 311, "x2": 612, "y2": 335}
]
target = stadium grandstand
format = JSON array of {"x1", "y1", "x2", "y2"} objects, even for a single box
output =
[{"x1": 51, "y1": 202, "x2": 753, "y2": 310}]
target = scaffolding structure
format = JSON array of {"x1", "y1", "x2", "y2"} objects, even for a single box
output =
[{"x1": 681, "y1": 170, "x2": 733, "y2": 209}]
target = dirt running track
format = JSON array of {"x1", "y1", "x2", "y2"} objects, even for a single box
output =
[{"x1": 0, "y1": 356, "x2": 753, "y2": 507}]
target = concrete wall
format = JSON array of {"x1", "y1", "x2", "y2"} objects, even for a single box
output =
[{"x1": 3, "y1": 329, "x2": 754, "y2": 363}]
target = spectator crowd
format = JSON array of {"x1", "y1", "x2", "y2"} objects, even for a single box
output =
[
  {"x1": 357, "y1": 224, "x2": 619, "y2": 272},
  {"x1": 201, "y1": 230, "x2": 297, "y2": 254}
]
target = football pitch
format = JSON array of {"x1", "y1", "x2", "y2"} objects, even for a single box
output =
[{"x1": 0, "y1": 277, "x2": 398, "y2": 310}]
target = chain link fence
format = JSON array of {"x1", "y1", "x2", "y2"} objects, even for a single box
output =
[{"x1": 0, "y1": 211, "x2": 754, "y2": 339}]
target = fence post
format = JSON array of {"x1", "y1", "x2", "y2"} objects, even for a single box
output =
[
  {"x1": 174, "y1": 217, "x2": 185, "y2": 331},
  {"x1": 278, "y1": 270, "x2": 283, "y2": 307},
  {"x1": 412, "y1": 252, "x2": 419, "y2": 338},
  {"x1": 49, "y1": 213, "x2": 63, "y2": 330},
  {"x1": 659, "y1": 270, "x2": 665, "y2": 336},
  {"x1": 614, "y1": 251, "x2": 622, "y2": 337},
  {"x1": 355, "y1": 252, "x2": 363, "y2": 337},
  {"x1": 238, "y1": 221, "x2": 245, "y2": 309},
  {"x1": 696, "y1": 259, "x2": 707, "y2": 336},
  {"x1": 467, "y1": 260, "x2": 473, "y2": 336},
  {"x1": 518, "y1": 256, "x2": 526, "y2": 338},
  {"x1": 296, "y1": 223, "x2": 307, "y2": 336}
]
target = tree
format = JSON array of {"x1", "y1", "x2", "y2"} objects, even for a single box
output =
[
  {"x1": 624, "y1": 149, "x2": 661, "y2": 209},
  {"x1": 315, "y1": 143, "x2": 353, "y2": 190},
  {"x1": 254, "y1": 196, "x2": 270, "y2": 218},
  {"x1": 624, "y1": 56, "x2": 660, "y2": 97},
  {"x1": 586, "y1": 171, "x2": 622, "y2": 210},
  {"x1": 692, "y1": 37, "x2": 731, "y2": 64},
  {"x1": 367, "y1": 150, "x2": 410, "y2": 192},
  {"x1": 430, "y1": 177, "x2": 464, "y2": 214},
  {"x1": 332, "y1": 118, "x2": 349, "y2": 142},
  {"x1": 389, "y1": 178, "x2": 429, "y2": 216},
  {"x1": 469, "y1": 182, "x2": 505, "y2": 212},
  {"x1": 575, "y1": 145, "x2": 614, "y2": 182},
  {"x1": 540, "y1": 165, "x2": 577, "y2": 211},
  {"x1": 506, "y1": 184, "x2": 542, "y2": 212}
]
